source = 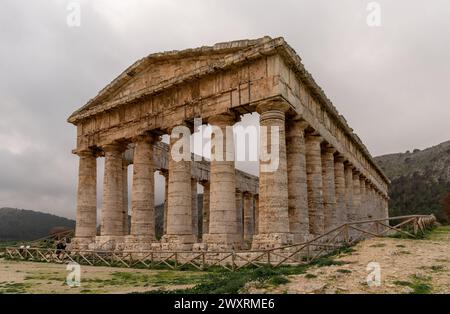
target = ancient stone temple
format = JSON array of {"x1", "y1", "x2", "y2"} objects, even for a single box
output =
[{"x1": 68, "y1": 37, "x2": 390, "y2": 252}]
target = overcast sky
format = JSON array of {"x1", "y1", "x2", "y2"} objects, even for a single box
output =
[{"x1": 1, "y1": 0, "x2": 449, "y2": 219}]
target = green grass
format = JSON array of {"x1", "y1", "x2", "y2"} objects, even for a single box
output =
[
  {"x1": 336, "y1": 269, "x2": 352, "y2": 274},
  {"x1": 304, "y1": 273, "x2": 317, "y2": 279},
  {"x1": 393, "y1": 275, "x2": 433, "y2": 294}
]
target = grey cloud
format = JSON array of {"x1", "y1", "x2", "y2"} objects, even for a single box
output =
[{"x1": 0, "y1": 0, "x2": 449, "y2": 218}]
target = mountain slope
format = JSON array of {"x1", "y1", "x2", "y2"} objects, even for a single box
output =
[
  {"x1": 374, "y1": 140, "x2": 450, "y2": 223},
  {"x1": 0, "y1": 208, "x2": 75, "y2": 241}
]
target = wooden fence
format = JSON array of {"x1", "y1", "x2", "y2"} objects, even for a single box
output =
[{"x1": 4, "y1": 214, "x2": 436, "y2": 271}]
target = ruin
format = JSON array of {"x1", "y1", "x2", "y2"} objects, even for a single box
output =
[{"x1": 68, "y1": 37, "x2": 390, "y2": 253}]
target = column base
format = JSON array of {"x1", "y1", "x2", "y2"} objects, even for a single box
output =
[
  {"x1": 69, "y1": 237, "x2": 95, "y2": 251},
  {"x1": 94, "y1": 235, "x2": 125, "y2": 251},
  {"x1": 160, "y1": 234, "x2": 195, "y2": 251},
  {"x1": 203, "y1": 233, "x2": 242, "y2": 251},
  {"x1": 124, "y1": 235, "x2": 157, "y2": 252},
  {"x1": 251, "y1": 233, "x2": 294, "y2": 250}
]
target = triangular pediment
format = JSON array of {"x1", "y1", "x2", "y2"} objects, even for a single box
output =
[{"x1": 68, "y1": 36, "x2": 279, "y2": 123}]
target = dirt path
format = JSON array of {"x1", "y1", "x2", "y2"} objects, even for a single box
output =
[{"x1": 250, "y1": 226, "x2": 450, "y2": 294}]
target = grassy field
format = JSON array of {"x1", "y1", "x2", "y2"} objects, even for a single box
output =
[{"x1": 0, "y1": 226, "x2": 448, "y2": 294}]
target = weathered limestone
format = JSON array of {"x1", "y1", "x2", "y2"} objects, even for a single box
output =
[
  {"x1": 243, "y1": 192, "x2": 255, "y2": 246},
  {"x1": 69, "y1": 38, "x2": 391, "y2": 254},
  {"x1": 125, "y1": 135, "x2": 156, "y2": 251},
  {"x1": 254, "y1": 194, "x2": 259, "y2": 235},
  {"x1": 203, "y1": 113, "x2": 240, "y2": 250},
  {"x1": 351, "y1": 171, "x2": 361, "y2": 221},
  {"x1": 321, "y1": 145, "x2": 337, "y2": 231},
  {"x1": 252, "y1": 100, "x2": 292, "y2": 249},
  {"x1": 236, "y1": 189, "x2": 244, "y2": 243},
  {"x1": 286, "y1": 119, "x2": 310, "y2": 242},
  {"x1": 359, "y1": 176, "x2": 367, "y2": 221},
  {"x1": 161, "y1": 131, "x2": 195, "y2": 250},
  {"x1": 344, "y1": 163, "x2": 354, "y2": 222},
  {"x1": 161, "y1": 170, "x2": 169, "y2": 234},
  {"x1": 122, "y1": 159, "x2": 129, "y2": 235},
  {"x1": 101, "y1": 143, "x2": 125, "y2": 236},
  {"x1": 73, "y1": 150, "x2": 97, "y2": 249},
  {"x1": 191, "y1": 179, "x2": 199, "y2": 241},
  {"x1": 305, "y1": 134, "x2": 325, "y2": 235},
  {"x1": 334, "y1": 156, "x2": 347, "y2": 226},
  {"x1": 200, "y1": 181, "x2": 210, "y2": 237}
]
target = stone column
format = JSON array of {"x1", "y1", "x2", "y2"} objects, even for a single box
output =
[
  {"x1": 351, "y1": 170, "x2": 361, "y2": 221},
  {"x1": 101, "y1": 143, "x2": 125, "y2": 238},
  {"x1": 200, "y1": 181, "x2": 210, "y2": 238},
  {"x1": 243, "y1": 192, "x2": 254, "y2": 246},
  {"x1": 125, "y1": 135, "x2": 156, "y2": 250},
  {"x1": 161, "y1": 170, "x2": 169, "y2": 235},
  {"x1": 122, "y1": 159, "x2": 129, "y2": 235},
  {"x1": 334, "y1": 156, "x2": 346, "y2": 226},
  {"x1": 359, "y1": 176, "x2": 367, "y2": 221},
  {"x1": 286, "y1": 119, "x2": 310, "y2": 242},
  {"x1": 73, "y1": 149, "x2": 97, "y2": 249},
  {"x1": 204, "y1": 113, "x2": 240, "y2": 250},
  {"x1": 344, "y1": 163, "x2": 354, "y2": 222},
  {"x1": 367, "y1": 185, "x2": 374, "y2": 219},
  {"x1": 236, "y1": 189, "x2": 244, "y2": 243},
  {"x1": 161, "y1": 128, "x2": 194, "y2": 250},
  {"x1": 254, "y1": 194, "x2": 259, "y2": 235},
  {"x1": 191, "y1": 179, "x2": 199, "y2": 241},
  {"x1": 252, "y1": 100, "x2": 292, "y2": 249},
  {"x1": 321, "y1": 145, "x2": 337, "y2": 231},
  {"x1": 305, "y1": 134, "x2": 325, "y2": 235}
]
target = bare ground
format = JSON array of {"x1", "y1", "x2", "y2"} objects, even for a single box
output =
[{"x1": 245, "y1": 226, "x2": 450, "y2": 294}]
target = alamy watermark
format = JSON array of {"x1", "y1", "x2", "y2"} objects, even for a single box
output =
[
  {"x1": 169, "y1": 118, "x2": 281, "y2": 173},
  {"x1": 366, "y1": 262, "x2": 381, "y2": 287},
  {"x1": 67, "y1": 1, "x2": 81, "y2": 27},
  {"x1": 66, "y1": 262, "x2": 81, "y2": 287},
  {"x1": 366, "y1": 2, "x2": 381, "y2": 27}
]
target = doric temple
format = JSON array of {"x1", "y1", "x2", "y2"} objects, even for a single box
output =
[{"x1": 68, "y1": 37, "x2": 390, "y2": 253}]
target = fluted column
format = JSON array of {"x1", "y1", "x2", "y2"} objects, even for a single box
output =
[
  {"x1": 200, "y1": 181, "x2": 210, "y2": 238},
  {"x1": 367, "y1": 185, "x2": 374, "y2": 219},
  {"x1": 305, "y1": 134, "x2": 324, "y2": 235},
  {"x1": 286, "y1": 119, "x2": 310, "y2": 242},
  {"x1": 236, "y1": 189, "x2": 244, "y2": 243},
  {"x1": 204, "y1": 113, "x2": 240, "y2": 250},
  {"x1": 252, "y1": 100, "x2": 292, "y2": 249},
  {"x1": 161, "y1": 170, "x2": 169, "y2": 235},
  {"x1": 127, "y1": 135, "x2": 156, "y2": 246},
  {"x1": 359, "y1": 176, "x2": 367, "y2": 221},
  {"x1": 344, "y1": 163, "x2": 354, "y2": 222},
  {"x1": 191, "y1": 179, "x2": 199, "y2": 241},
  {"x1": 334, "y1": 156, "x2": 346, "y2": 226},
  {"x1": 161, "y1": 127, "x2": 194, "y2": 250},
  {"x1": 322, "y1": 145, "x2": 337, "y2": 231},
  {"x1": 122, "y1": 159, "x2": 129, "y2": 235},
  {"x1": 243, "y1": 192, "x2": 254, "y2": 245},
  {"x1": 74, "y1": 149, "x2": 97, "y2": 248},
  {"x1": 254, "y1": 194, "x2": 259, "y2": 235},
  {"x1": 351, "y1": 170, "x2": 361, "y2": 222},
  {"x1": 101, "y1": 143, "x2": 125, "y2": 237}
]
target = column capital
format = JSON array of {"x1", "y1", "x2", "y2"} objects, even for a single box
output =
[
  {"x1": 208, "y1": 112, "x2": 239, "y2": 127},
  {"x1": 76, "y1": 148, "x2": 96, "y2": 158},
  {"x1": 335, "y1": 155, "x2": 346, "y2": 163},
  {"x1": 132, "y1": 132, "x2": 160, "y2": 144},
  {"x1": 287, "y1": 118, "x2": 309, "y2": 135},
  {"x1": 322, "y1": 144, "x2": 335, "y2": 154},
  {"x1": 256, "y1": 98, "x2": 290, "y2": 115},
  {"x1": 103, "y1": 142, "x2": 127, "y2": 153},
  {"x1": 305, "y1": 133, "x2": 323, "y2": 143}
]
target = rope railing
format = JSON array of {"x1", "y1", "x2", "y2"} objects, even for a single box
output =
[{"x1": 3, "y1": 214, "x2": 436, "y2": 271}]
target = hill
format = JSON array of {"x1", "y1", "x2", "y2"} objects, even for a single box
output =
[
  {"x1": 0, "y1": 208, "x2": 75, "y2": 242},
  {"x1": 374, "y1": 140, "x2": 450, "y2": 223}
]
